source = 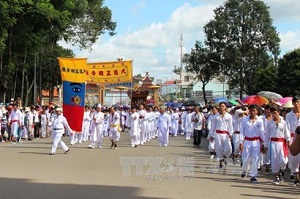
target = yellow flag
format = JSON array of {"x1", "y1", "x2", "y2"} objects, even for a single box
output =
[{"x1": 58, "y1": 57, "x2": 87, "y2": 83}]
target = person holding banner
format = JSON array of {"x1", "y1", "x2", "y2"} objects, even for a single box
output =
[{"x1": 49, "y1": 107, "x2": 73, "y2": 155}]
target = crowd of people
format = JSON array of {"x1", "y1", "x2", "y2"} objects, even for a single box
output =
[{"x1": 1, "y1": 96, "x2": 300, "y2": 187}]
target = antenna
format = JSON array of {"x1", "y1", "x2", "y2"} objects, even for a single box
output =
[{"x1": 179, "y1": 33, "x2": 183, "y2": 100}]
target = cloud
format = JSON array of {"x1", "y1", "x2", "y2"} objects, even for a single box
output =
[
  {"x1": 59, "y1": 1, "x2": 300, "y2": 80},
  {"x1": 280, "y1": 29, "x2": 300, "y2": 54},
  {"x1": 264, "y1": 0, "x2": 300, "y2": 21}
]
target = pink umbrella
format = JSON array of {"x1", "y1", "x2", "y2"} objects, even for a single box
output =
[{"x1": 276, "y1": 97, "x2": 292, "y2": 106}]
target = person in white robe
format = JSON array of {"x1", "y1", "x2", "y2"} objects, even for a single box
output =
[
  {"x1": 157, "y1": 107, "x2": 172, "y2": 147},
  {"x1": 88, "y1": 104, "x2": 104, "y2": 149},
  {"x1": 127, "y1": 107, "x2": 139, "y2": 147},
  {"x1": 108, "y1": 107, "x2": 121, "y2": 149}
]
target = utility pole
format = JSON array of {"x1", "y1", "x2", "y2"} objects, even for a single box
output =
[{"x1": 179, "y1": 33, "x2": 183, "y2": 100}]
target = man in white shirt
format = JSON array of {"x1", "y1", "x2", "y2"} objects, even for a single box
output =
[
  {"x1": 239, "y1": 104, "x2": 265, "y2": 183},
  {"x1": 209, "y1": 102, "x2": 233, "y2": 168},
  {"x1": 8, "y1": 104, "x2": 23, "y2": 143},
  {"x1": 49, "y1": 107, "x2": 73, "y2": 155}
]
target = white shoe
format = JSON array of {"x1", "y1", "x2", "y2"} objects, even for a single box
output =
[
  {"x1": 88, "y1": 145, "x2": 95, "y2": 149},
  {"x1": 98, "y1": 146, "x2": 102, "y2": 149},
  {"x1": 209, "y1": 155, "x2": 214, "y2": 160}
]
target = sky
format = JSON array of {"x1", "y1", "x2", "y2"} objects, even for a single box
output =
[{"x1": 59, "y1": 0, "x2": 300, "y2": 82}]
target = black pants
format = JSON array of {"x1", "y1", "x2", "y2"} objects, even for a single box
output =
[
  {"x1": 193, "y1": 129, "x2": 202, "y2": 146},
  {"x1": 34, "y1": 122, "x2": 40, "y2": 138}
]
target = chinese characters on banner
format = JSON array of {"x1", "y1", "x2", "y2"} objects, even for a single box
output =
[{"x1": 86, "y1": 60, "x2": 133, "y2": 84}]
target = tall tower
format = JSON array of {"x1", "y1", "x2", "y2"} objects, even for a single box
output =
[{"x1": 179, "y1": 33, "x2": 183, "y2": 99}]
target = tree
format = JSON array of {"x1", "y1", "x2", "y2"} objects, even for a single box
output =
[
  {"x1": 277, "y1": 48, "x2": 300, "y2": 96},
  {"x1": 204, "y1": 0, "x2": 280, "y2": 98},
  {"x1": 0, "y1": 0, "x2": 117, "y2": 104},
  {"x1": 182, "y1": 41, "x2": 219, "y2": 104},
  {"x1": 251, "y1": 64, "x2": 278, "y2": 93}
]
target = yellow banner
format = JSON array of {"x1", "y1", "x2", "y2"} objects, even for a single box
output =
[
  {"x1": 58, "y1": 57, "x2": 87, "y2": 83},
  {"x1": 86, "y1": 60, "x2": 132, "y2": 84}
]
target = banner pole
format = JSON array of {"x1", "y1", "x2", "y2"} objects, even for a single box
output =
[{"x1": 130, "y1": 59, "x2": 134, "y2": 107}]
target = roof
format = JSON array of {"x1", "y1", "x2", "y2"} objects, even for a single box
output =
[{"x1": 42, "y1": 87, "x2": 58, "y2": 97}]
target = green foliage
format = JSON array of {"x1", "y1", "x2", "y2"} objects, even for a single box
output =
[
  {"x1": 277, "y1": 48, "x2": 300, "y2": 96},
  {"x1": 0, "y1": 0, "x2": 116, "y2": 103},
  {"x1": 183, "y1": 41, "x2": 219, "y2": 104},
  {"x1": 204, "y1": 0, "x2": 280, "y2": 98},
  {"x1": 251, "y1": 64, "x2": 278, "y2": 93}
]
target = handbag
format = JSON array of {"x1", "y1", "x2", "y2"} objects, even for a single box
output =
[{"x1": 3, "y1": 130, "x2": 8, "y2": 138}]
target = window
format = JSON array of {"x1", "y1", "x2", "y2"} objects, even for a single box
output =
[{"x1": 184, "y1": 76, "x2": 189, "y2": 82}]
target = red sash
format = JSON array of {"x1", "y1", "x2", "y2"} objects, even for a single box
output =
[
  {"x1": 216, "y1": 130, "x2": 229, "y2": 135},
  {"x1": 270, "y1": 137, "x2": 288, "y2": 157},
  {"x1": 244, "y1": 136, "x2": 263, "y2": 142},
  {"x1": 234, "y1": 131, "x2": 240, "y2": 134}
]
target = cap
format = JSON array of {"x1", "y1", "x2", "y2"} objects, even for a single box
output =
[
  {"x1": 235, "y1": 109, "x2": 245, "y2": 115},
  {"x1": 96, "y1": 103, "x2": 102, "y2": 109},
  {"x1": 55, "y1": 107, "x2": 63, "y2": 112},
  {"x1": 25, "y1": 107, "x2": 30, "y2": 112}
]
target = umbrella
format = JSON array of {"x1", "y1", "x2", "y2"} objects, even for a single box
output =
[
  {"x1": 282, "y1": 100, "x2": 293, "y2": 108},
  {"x1": 214, "y1": 97, "x2": 228, "y2": 103},
  {"x1": 242, "y1": 95, "x2": 269, "y2": 106},
  {"x1": 257, "y1": 91, "x2": 283, "y2": 101},
  {"x1": 276, "y1": 97, "x2": 293, "y2": 106},
  {"x1": 228, "y1": 99, "x2": 239, "y2": 106},
  {"x1": 165, "y1": 102, "x2": 174, "y2": 107},
  {"x1": 182, "y1": 99, "x2": 203, "y2": 107}
]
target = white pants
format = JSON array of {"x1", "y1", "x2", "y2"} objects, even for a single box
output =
[
  {"x1": 288, "y1": 152, "x2": 300, "y2": 174},
  {"x1": 233, "y1": 133, "x2": 241, "y2": 156},
  {"x1": 158, "y1": 128, "x2": 169, "y2": 146},
  {"x1": 270, "y1": 141, "x2": 288, "y2": 173},
  {"x1": 241, "y1": 140, "x2": 260, "y2": 177},
  {"x1": 130, "y1": 135, "x2": 138, "y2": 146},
  {"x1": 11, "y1": 122, "x2": 19, "y2": 137},
  {"x1": 215, "y1": 133, "x2": 232, "y2": 159},
  {"x1": 51, "y1": 130, "x2": 68, "y2": 153},
  {"x1": 208, "y1": 139, "x2": 215, "y2": 152},
  {"x1": 109, "y1": 127, "x2": 120, "y2": 141}
]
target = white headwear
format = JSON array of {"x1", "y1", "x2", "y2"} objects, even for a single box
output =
[
  {"x1": 2, "y1": 107, "x2": 7, "y2": 114},
  {"x1": 25, "y1": 107, "x2": 30, "y2": 112},
  {"x1": 55, "y1": 107, "x2": 63, "y2": 112},
  {"x1": 96, "y1": 103, "x2": 102, "y2": 109},
  {"x1": 235, "y1": 109, "x2": 245, "y2": 116}
]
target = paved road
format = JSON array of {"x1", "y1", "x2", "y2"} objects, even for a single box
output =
[{"x1": 0, "y1": 133, "x2": 299, "y2": 199}]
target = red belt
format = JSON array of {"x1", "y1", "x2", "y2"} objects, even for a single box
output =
[
  {"x1": 216, "y1": 130, "x2": 229, "y2": 135},
  {"x1": 12, "y1": 120, "x2": 19, "y2": 122},
  {"x1": 291, "y1": 132, "x2": 295, "y2": 138},
  {"x1": 244, "y1": 136, "x2": 263, "y2": 142},
  {"x1": 270, "y1": 137, "x2": 288, "y2": 157},
  {"x1": 270, "y1": 137, "x2": 285, "y2": 142},
  {"x1": 234, "y1": 131, "x2": 240, "y2": 134}
]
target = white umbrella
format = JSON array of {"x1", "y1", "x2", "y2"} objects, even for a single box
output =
[
  {"x1": 282, "y1": 100, "x2": 293, "y2": 108},
  {"x1": 257, "y1": 91, "x2": 283, "y2": 101}
]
